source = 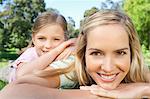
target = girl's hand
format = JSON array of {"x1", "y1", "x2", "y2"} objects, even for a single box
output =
[
  {"x1": 55, "y1": 45, "x2": 75, "y2": 60},
  {"x1": 55, "y1": 38, "x2": 76, "y2": 60},
  {"x1": 80, "y1": 83, "x2": 149, "y2": 98}
]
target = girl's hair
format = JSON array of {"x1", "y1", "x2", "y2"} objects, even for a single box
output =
[
  {"x1": 75, "y1": 9, "x2": 149, "y2": 85},
  {"x1": 20, "y1": 11, "x2": 68, "y2": 54}
]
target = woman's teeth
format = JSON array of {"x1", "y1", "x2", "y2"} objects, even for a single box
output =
[{"x1": 100, "y1": 74, "x2": 116, "y2": 80}]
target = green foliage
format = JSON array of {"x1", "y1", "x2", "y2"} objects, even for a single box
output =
[
  {"x1": 69, "y1": 29, "x2": 79, "y2": 38},
  {"x1": 0, "y1": 0, "x2": 4, "y2": 4},
  {"x1": 84, "y1": 7, "x2": 99, "y2": 17},
  {"x1": 142, "y1": 45, "x2": 150, "y2": 67},
  {"x1": 0, "y1": 80, "x2": 7, "y2": 90},
  {"x1": 67, "y1": 16, "x2": 78, "y2": 38},
  {"x1": 123, "y1": 0, "x2": 150, "y2": 49},
  {"x1": 0, "y1": 0, "x2": 46, "y2": 50}
]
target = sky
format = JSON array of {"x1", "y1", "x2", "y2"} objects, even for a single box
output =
[{"x1": 44, "y1": 0, "x2": 121, "y2": 29}]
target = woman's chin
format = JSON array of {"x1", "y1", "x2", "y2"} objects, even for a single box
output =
[{"x1": 100, "y1": 84, "x2": 118, "y2": 90}]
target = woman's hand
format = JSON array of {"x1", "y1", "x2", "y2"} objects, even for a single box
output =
[{"x1": 80, "y1": 83, "x2": 150, "y2": 98}]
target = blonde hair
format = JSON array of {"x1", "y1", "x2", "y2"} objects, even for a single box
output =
[
  {"x1": 75, "y1": 9, "x2": 149, "y2": 85},
  {"x1": 20, "y1": 11, "x2": 68, "y2": 54}
]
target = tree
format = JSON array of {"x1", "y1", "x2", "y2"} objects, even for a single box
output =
[
  {"x1": 0, "y1": 0, "x2": 46, "y2": 50},
  {"x1": 80, "y1": 7, "x2": 99, "y2": 29},
  {"x1": 84, "y1": 7, "x2": 99, "y2": 17},
  {"x1": 123, "y1": 0, "x2": 150, "y2": 49},
  {"x1": 100, "y1": 0, "x2": 123, "y2": 10},
  {"x1": 67, "y1": 16, "x2": 77, "y2": 38},
  {"x1": 46, "y1": 8, "x2": 59, "y2": 14},
  {"x1": 0, "y1": 22, "x2": 4, "y2": 50}
]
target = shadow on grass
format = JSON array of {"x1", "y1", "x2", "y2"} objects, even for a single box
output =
[{"x1": 0, "y1": 52, "x2": 19, "y2": 61}]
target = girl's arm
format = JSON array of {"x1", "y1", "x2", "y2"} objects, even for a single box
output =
[{"x1": 16, "y1": 38, "x2": 76, "y2": 78}]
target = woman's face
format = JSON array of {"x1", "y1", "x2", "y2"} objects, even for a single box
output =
[
  {"x1": 32, "y1": 24, "x2": 65, "y2": 56},
  {"x1": 85, "y1": 24, "x2": 131, "y2": 90}
]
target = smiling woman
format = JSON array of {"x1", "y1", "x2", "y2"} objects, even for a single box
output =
[
  {"x1": 74, "y1": 9, "x2": 149, "y2": 88},
  {"x1": 85, "y1": 23, "x2": 131, "y2": 89}
]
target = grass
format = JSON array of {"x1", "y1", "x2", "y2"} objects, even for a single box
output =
[
  {"x1": 0, "y1": 61, "x2": 9, "y2": 67},
  {"x1": 0, "y1": 48, "x2": 19, "y2": 61},
  {"x1": 0, "y1": 48, "x2": 18, "y2": 90},
  {"x1": 0, "y1": 61, "x2": 9, "y2": 90},
  {"x1": 0, "y1": 80, "x2": 8, "y2": 90}
]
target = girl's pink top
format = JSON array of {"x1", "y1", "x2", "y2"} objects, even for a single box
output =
[{"x1": 9, "y1": 47, "x2": 38, "y2": 83}]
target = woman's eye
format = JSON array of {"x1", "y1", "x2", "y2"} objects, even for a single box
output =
[
  {"x1": 90, "y1": 52, "x2": 103, "y2": 56},
  {"x1": 117, "y1": 51, "x2": 127, "y2": 56}
]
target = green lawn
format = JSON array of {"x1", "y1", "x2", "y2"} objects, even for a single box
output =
[
  {"x1": 0, "y1": 62, "x2": 9, "y2": 90},
  {"x1": 0, "y1": 80, "x2": 8, "y2": 90},
  {"x1": 0, "y1": 61, "x2": 9, "y2": 67}
]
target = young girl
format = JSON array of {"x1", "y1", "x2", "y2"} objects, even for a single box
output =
[
  {"x1": 1, "y1": 10, "x2": 149, "y2": 98},
  {"x1": 9, "y1": 11, "x2": 76, "y2": 82}
]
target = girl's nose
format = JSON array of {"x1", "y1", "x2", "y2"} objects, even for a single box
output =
[{"x1": 45, "y1": 41, "x2": 53, "y2": 49}]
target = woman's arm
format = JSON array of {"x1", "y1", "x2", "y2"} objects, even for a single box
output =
[
  {"x1": 17, "y1": 38, "x2": 76, "y2": 78},
  {"x1": 0, "y1": 83, "x2": 100, "y2": 99}
]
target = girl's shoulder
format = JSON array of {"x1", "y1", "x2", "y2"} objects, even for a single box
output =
[
  {"x1": 12, "y1": 47, "x2": 38, "y2": 66},
  {"x1": 25, "y1": 47, "x2": 36, "y2": 53},
  {"x1": 21, "y1": 47, "x2": 37, "y2": 57}
]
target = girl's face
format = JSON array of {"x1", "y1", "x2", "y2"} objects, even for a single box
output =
[
  {"x1": 85, "y1": 24, "x2": 131, "y2": 90},
  {"x1": 32, "y1": 24, "x2": 65, "y2": 56}
]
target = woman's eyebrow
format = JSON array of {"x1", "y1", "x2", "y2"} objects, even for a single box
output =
[
  {"x1": 116, "y1": 48, "x2": 129, "y2": 51},
  {"x1": 87, "y1": 48, "x2": 101, "y2": 51}
]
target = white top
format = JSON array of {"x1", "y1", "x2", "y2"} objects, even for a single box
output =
[{"x1": 50, "y1": 55, "x2": 77, "y2": 89}]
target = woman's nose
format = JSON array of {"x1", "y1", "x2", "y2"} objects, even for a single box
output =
[{"x1": 101, "y1": 57, "x2": 115, "y2": 73}]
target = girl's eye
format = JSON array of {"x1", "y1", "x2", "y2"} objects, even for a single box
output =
[
  {"x1": 54, "y1": 38, "x2": 60, "y2": 41},
  {"x1": 37, "y1": 37, "x2": 45, "y2": 40},
  {"x1": 37, "y1": 37, "x2": 46, "y2": 41},
  {"x1": 116, "y1": 51, "x2": 127, "y2": 56}
]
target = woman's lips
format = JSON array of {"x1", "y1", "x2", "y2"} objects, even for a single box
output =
[{"x1": 97, "y1": 73, "x2": 119, "y2": 82}]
